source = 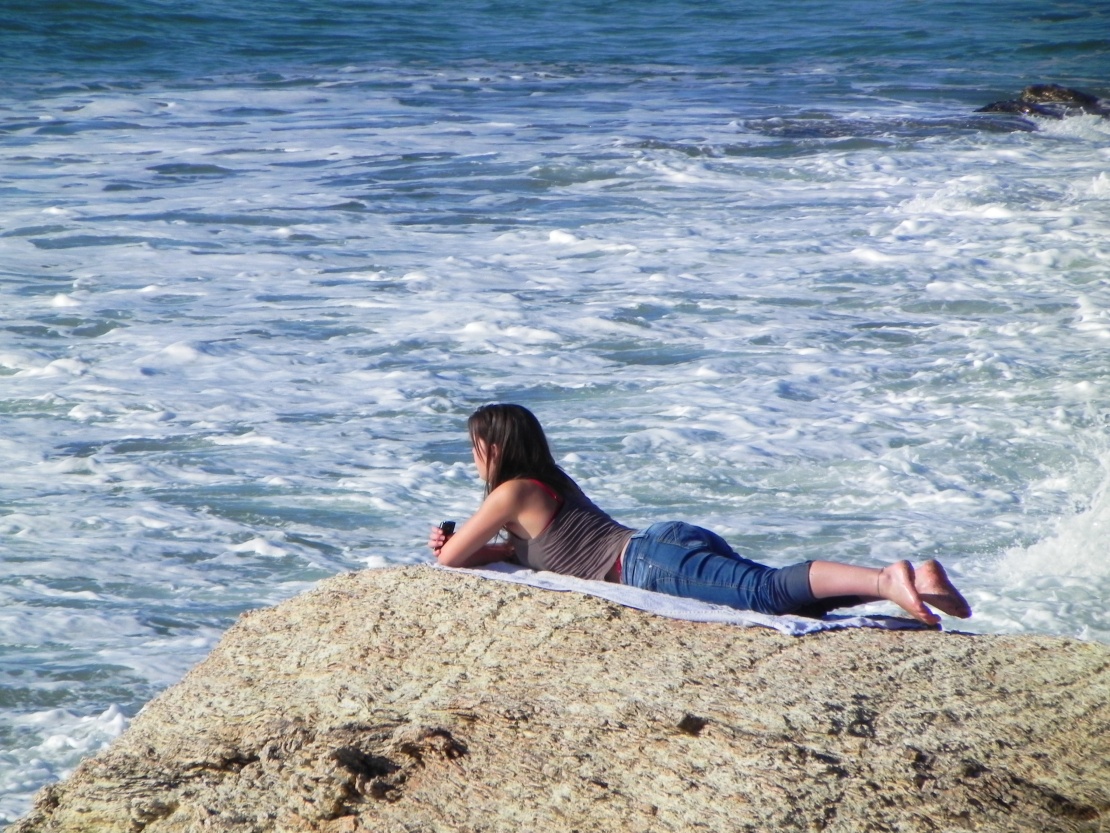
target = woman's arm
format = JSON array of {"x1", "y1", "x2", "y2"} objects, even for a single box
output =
[
  {"x1": 427, "y1": 521, "x2": 513, "y2": 566},
  {"x1": 428, "y1": 479, "x2": 559, "y2": 568},
  {"x1": 429, "y1": 483, "x2": 521, "y2": 568}
]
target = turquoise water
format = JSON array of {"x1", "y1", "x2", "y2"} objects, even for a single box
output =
[
  {"x1": 3, "y1": 1, "x2": 1105, "y2": 87},
  {"x1": 1, "y1": 0, "x2": 1108, "y2": 819}
]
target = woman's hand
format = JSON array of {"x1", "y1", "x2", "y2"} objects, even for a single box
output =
[
  {"x1": 429, "y1": 520, "x2": 511, "y2": 567},
  {"x1": 427, "y1": 524, "x2": 450, "y2": 555}
]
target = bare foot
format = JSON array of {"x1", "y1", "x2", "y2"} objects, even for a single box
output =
[
  {"x1": 878, "y1": 561, "x2": 940, "y2": 626},
  {"x1": 915, "y1": 559, "x2": 972, "y2": 619}
]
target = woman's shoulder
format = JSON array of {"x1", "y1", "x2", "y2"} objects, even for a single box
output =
[{"x1": 493, "y1": 477, "x2": 565, "y2": 501}]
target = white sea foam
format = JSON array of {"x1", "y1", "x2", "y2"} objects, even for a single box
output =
[
  {"x1": 0, "y1": 705, "x2": 129, "y2": 820},
  {"x1": 1, "y1": 61, "x2": 1108, "y2": 819}
]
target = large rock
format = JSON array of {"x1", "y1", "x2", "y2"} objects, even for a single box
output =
[{"x1": 13, "y1": 566, "x2": 1109, "y2": 832}]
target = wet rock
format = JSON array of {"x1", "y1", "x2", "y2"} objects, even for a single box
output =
[
  {"x1": 978, "y1": 83, "x2": 1108, "y2": 120},
  {"x1": 11, "y1": 566, "x2": 1110, "y2": 832}
]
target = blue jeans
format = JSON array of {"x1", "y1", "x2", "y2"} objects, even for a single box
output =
[{"x1": 621, "y1": 521, "x2": 819, "y2": 615}]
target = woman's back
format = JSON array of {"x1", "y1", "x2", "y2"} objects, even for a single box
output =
[{"x1": 508, "y1": 480, "x2": 633, "y2": 581}]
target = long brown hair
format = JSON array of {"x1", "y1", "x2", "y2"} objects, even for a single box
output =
[{"x1": 467, "y1": 403, "x2": 574, "y2": 496}]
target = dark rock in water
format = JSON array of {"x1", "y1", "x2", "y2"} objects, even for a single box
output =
[
  {"x1": 1021, "y1": 84, "x2": 1101, "y2": 109},
  {"x1": 978, "y1": 84, "x2": 1109, "y2": 120}
]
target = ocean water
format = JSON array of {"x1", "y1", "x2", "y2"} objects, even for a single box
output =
[{"x1": 1, "y1": 0, "x2": 1108, "y2": 819}]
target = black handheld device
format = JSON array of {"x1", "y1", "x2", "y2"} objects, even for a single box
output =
[{"x1": 439, "y1": 521, "x2": 456, "y2": 536}]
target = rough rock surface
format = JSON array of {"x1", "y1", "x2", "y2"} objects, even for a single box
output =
[{"x1": 13, "y1": 566, "x2": 1110, "y2": 832}]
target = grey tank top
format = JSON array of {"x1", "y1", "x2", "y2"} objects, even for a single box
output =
[{"x1": 509, "y1": 481, "x2": 634, "y2": 581}]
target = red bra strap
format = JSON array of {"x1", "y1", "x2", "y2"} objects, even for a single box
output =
[{"x1": 527, "y1": 478, "x2": 562, "y2": 503}]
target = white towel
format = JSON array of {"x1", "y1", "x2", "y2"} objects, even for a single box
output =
[{"x1": 436, "y1": 562, "x2": 930, "y2": 636}]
